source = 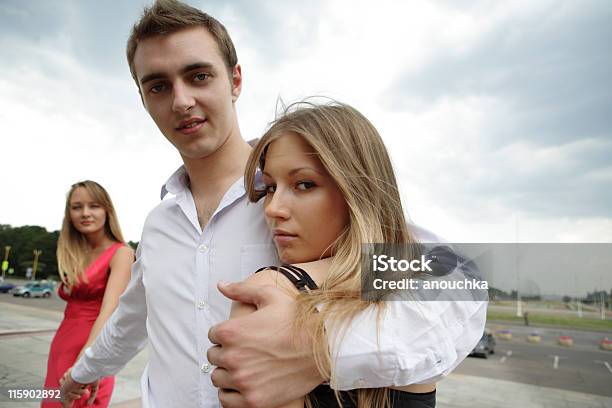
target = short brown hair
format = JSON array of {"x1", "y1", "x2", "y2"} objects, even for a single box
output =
[{"x1": 126, "y1": 0, "x2": 238, "y2": 87}]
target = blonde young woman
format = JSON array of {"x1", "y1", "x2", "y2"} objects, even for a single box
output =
[
  {"x1": 232, "y1": 102, "x2": 437, "y2": 408},
  {"x1": 42, "y1": 181, "x2": 133, "y2": 408}
]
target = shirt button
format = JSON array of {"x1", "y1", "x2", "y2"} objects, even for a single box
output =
[
  {"x1": 353, "y1": 378, "x2": 367, "y2": 388},
  {"x1": 201, "y1": 362, "x2": 211, "y2": 373},
  {"x1": 198, "y1": 244, "x2": 208, "y2": 253},
  {"x1": 197, "y1": 300, "x2": 207, "y2": 310}
]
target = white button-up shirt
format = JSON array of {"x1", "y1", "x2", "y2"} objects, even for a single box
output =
[{"x1": 72, "y1": 166, "x2": 487, "y2": 407}]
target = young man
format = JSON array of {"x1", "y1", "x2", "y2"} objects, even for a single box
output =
[{"x1": 61, "y1": 1, "x2": 486, "y2": 407}]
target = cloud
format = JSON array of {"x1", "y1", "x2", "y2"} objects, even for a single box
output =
[
  {"x1": 1, "y1": 0, "x2": 610, "y2": 244},
  {"x1": 389, "y1": 1, "x2": 612, "y2": 146},
  {"x1": 383, "y1": 1, "x2": 612, "y2": 222}
]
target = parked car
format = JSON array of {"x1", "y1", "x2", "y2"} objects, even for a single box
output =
[
  {"x1": 470, "y1": 331, "x2": 496, "y2": 358},
  {"x1": 12, "y1": 281, "x2": 55, "y2": 298},
  {"x1": 0, "y1": 283, "x2": 16, "y2": 293}
]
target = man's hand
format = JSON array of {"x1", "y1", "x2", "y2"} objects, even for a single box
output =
[
  {"x1": 208, "y1": 281, "x2": 324, "y2": 408},
  {"x1": 59, "y1": 369, "x2": 99, "y2": 407}
]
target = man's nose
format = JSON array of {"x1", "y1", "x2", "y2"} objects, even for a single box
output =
[{"x1": 172, "y1": 82, "x2": 195, "y2": 114}]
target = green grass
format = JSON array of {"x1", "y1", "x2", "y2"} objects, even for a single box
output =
[{"x1": 487, "y1": 310, "x2": 612, "y2": 332}]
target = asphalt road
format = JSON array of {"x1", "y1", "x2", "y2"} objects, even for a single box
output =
[
  {"x1": 0, "y1": 292, "x2": 66, "y2": 312},
  {"x1": 2, "y1": 291, "x2": 611, "y2": 397},
  {"x1": 453, "y1": 333, "x2": 612, "y2": 397}
]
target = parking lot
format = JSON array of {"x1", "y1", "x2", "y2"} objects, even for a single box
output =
[{"x1": 457, "y1": 335, "x2": 612, "y2": 397}]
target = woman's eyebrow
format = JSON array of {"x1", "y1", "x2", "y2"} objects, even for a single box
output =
[
  {"x1": 288, "y1": 167, "x2": 324, "y2": 176},
  {"x1": 263, "y1": 167, "x2": 325, "y2": 178}
]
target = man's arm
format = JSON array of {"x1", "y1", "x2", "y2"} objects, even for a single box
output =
[
  {"x1": 213, "y1": 271, "x2": 304, "y2": 408},
  {"x1": 63, "y1": 241, "x2": 148, "y2": 396},
  {"x1": 208, "y1": 281, "x2": 322, "y2": 408},
  {"x1": 326, "y1": 298, "x2": 486, "y2": 390},
  {"x1": 208, "y1": 278, "x2": 486, "y2": 408}
]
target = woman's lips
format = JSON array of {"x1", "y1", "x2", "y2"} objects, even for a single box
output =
[{"x1": 273, "y1": 234, "x2": 297, "y2": 246}]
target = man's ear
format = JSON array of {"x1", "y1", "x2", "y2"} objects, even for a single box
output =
[{"x1": 231, "y1": 64, "x2": 242, "y2": 103}]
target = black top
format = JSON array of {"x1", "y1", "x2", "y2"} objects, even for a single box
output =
[{"x1": 255, "y1": 264, "x2": 436, "y2": 408}]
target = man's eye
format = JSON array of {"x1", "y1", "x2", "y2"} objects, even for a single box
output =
[
  {"x1": 265, "y1": 184, "x2": 276, "y2": 194},
  {"x1": 149, "y1": 82, "x2": 169, "y2": 94},
  {"x1": 296, "y1": 181, "x2": 315, "y2": 191},
  {"x1": 194, "y1": 73, "x2": 209, "y2": 82}
]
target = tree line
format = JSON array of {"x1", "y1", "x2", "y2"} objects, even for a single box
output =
[{"x1": 0, "y1": 224, "x2": 137, "y2": 280}]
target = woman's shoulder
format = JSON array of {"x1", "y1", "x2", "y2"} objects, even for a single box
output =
[
  {"x1": 291, "y1": 259, "x2": 331, "y2": 287},
  {"x1": 110, "y1": 243, "x2": 135, "y2": 265},
  {"x1": 249, "y1": 259, "x2": 329, "y2": 291},
  {"x1": 244, "y1": 267, "x2": 300, "y2": 297}
]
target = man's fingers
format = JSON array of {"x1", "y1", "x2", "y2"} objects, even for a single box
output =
[
  {"x1": 210, "y1": 367, "x2": 234, "y2": 389},
  {"x1": 208, "y1": 324, "x2": 221, "y2": 345},
  {"x1": 217, "y1": 281, "x2": 271, "y2": 308},
  {"x1": 207, "y1": 344, "x2": 222, "y2": 366},
  {"x1": 218, "y1": 388, "x2": 246, "y2": 408}
]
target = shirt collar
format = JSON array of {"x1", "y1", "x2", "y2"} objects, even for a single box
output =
[
  {"x1": 160, "y1": 166, "x2": 189, "y2": 200},
  {"x1": 160, "y1": 165, "x2": 250, "y2": 205}
]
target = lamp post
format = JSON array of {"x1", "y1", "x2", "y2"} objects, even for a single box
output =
[
  {"x1": 32, "y1": 250, "x2": 42, "y2": 281},
  {"x1": 575, "y1": 276, "x2": 582, "y2": 318},
  {"x1": 515, "y1": 217, "x2": 522, "y2": 317},
  {"x1": 2, "y1": 246, "x2": 10, "y2": 280}
]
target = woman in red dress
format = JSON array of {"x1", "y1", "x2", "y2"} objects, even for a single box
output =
[{"x1": 42, "y1": 180, "x2": 134, "y2": 407}]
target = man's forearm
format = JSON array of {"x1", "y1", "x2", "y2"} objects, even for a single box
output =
[
  {"x1": 73, "y1": 257, "x2": 149, "y2": 382},
  {"x1": 327, "y1": 299, "x2": 487, "y2": 389}
]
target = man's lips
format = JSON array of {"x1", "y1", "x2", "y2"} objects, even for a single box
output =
[{"x1": 176, "y1": 117, "x2": 206, "y2": 135}]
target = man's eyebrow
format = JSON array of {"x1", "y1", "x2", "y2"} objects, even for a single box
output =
[{"x1": 140, "y1": 62, "x2": 215, "y2": 86}]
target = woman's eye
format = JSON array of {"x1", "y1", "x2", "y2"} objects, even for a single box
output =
[
  {"x1": 265, "y1": 184, "x2": 276, "y2": 194},
  {"x1": 194, "y1": 73, "x2": 209, "y2": 82},
  {"x1": 296, "y1": 181, "x2": 315, "y2": 191}
]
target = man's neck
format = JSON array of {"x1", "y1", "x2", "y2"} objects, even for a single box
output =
[{"x1": 182, "y1": 130, "x2": 252, "y2": 200}]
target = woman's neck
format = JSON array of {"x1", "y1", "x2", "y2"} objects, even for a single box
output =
[{"x1": 85, "y1": 229, "x2": 113, "y2": 251}]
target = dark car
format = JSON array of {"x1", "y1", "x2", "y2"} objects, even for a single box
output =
[
  {"x1": 470, "y1": 331, "x2": 496, "y2": 358},
  {"x1": 0, "y1": 283, "x2": 16, "y2": 293}
]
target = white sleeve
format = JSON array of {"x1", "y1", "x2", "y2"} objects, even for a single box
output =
[
  {"x1": 327, "y1": 298, "x2": 487, "y2": 390},
  {"x1": 71, "y1": 240, "x2": 148, "y2": 383}
]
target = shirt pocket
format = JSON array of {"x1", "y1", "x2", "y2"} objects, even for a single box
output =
[{"x1": 240, "y1": 244, "x2": 278, "y2": 279}]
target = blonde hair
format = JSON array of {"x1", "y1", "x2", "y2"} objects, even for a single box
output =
[
  {"x1": 57, "y1": 180, "x2": 125, "y2": 288},
  {"x1": 245, "y1": 100, "x2": 418, "y2": 408}
]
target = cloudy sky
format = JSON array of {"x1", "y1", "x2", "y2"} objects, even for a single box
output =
[{"x1": 2, "y1": 0, "x2": 611, "y2": 249}]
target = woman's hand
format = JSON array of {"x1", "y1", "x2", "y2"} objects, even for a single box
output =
[{"x1": 59, "y1": 368, "x2": 99, "y2": 407}]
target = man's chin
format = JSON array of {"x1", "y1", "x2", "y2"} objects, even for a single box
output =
[{"x1": 178, "y1": 144, "x2": 217, "y2": 161}]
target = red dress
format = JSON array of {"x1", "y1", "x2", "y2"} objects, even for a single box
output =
[{"x1": 42, "y1": 243, "x2": 123, "y2": 407}]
